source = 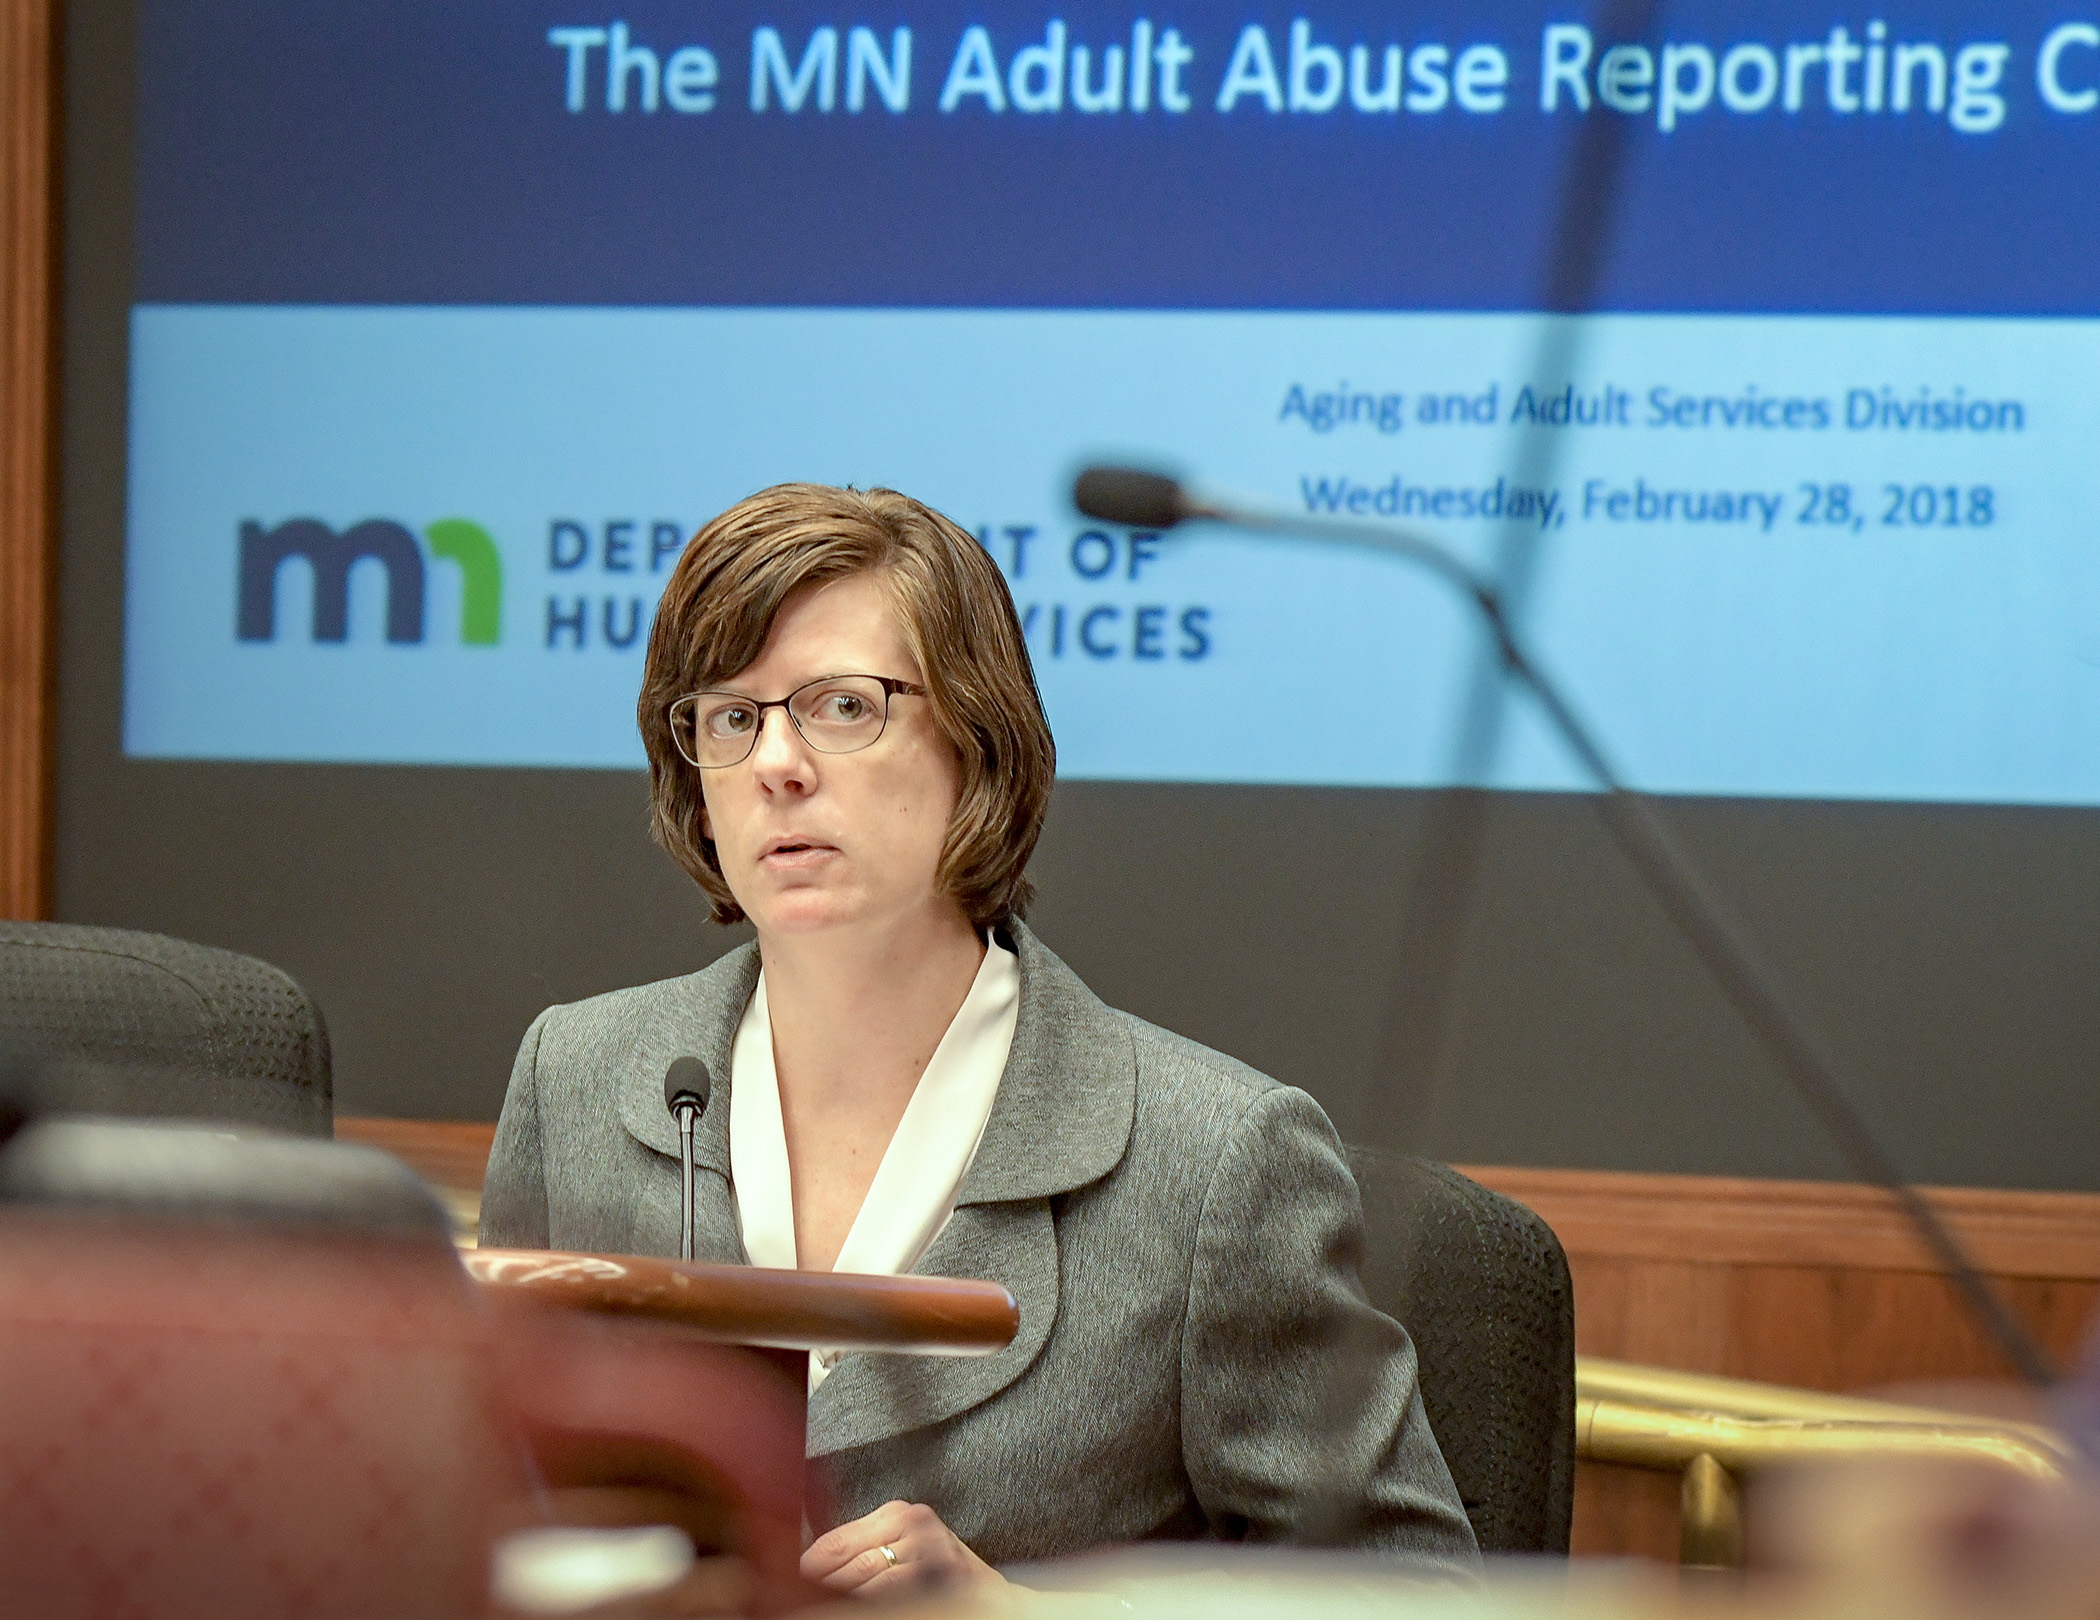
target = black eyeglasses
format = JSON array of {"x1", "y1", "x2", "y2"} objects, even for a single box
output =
[{"x1": 667, "y1": 675, "x2": 927, "y2": 769}]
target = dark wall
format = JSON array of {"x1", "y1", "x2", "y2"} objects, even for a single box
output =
[{"x1": 58, "y1": 1, "x2": 2100, "y2": 1191}]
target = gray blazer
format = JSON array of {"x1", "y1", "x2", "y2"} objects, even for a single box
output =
[{"x1": 481, "y1": 922, "x2": 1479, "y2": 1573}]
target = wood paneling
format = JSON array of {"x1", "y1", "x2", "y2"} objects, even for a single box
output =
[
  {"x1": 338, "y1": 1122, "x2": 2100, "y2": 1563},
  {"x1": 1463, "y1": 1165, "x2": 2100, "y2": 1387},
  {"x1": 1, "y1": 0, "x2": 58, "y2": 922},
  {"x1": 340, "y1": 1116, "x2": 498, "y2": 1201},
  {"x1": 1464, "y1": 1165, "x2": 2100, "y2": 1280}
]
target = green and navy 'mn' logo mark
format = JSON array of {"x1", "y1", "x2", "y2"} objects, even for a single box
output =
[{"x1": 236, "y1": 517, "x2": 502, "y2": 645}]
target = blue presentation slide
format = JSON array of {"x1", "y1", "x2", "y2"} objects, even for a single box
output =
[{"x1": 123, "y1": 2, "x2": 2100, "y2": 803}]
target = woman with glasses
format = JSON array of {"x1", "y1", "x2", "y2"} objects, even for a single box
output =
[{"x1": 481, "y1": 483, "x2": 1477, "y2": 1591}]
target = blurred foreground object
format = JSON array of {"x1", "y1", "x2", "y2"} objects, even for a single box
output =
[
  {"x1": 0, "y1": 1115, "x2": 817, "y2": 1618},
  {"x1": 963, "y1": 1546, "x2": 1667, "y2": 1620},
  {"x1": 1758, "y1": 1458, "x2": 2100, "y2": 1620},
  {"x1": 0, "y1": 1113, "x2": 449, "y2": 1231},
  {"x1": 0, "y1": 921, "x2": 331, "y2": 1134},
  {"x1": 921, "y1": 1526, "x2": 2100, "y2": 1620},
  {"x1": 0, "y1": 1187, "x2": 510, "y2": 1614},
  {"x1": 467, "y1": 1247, "x2": 1019, "y2": 1357},
  {"x1": 493, "y1": 1525, "x2": 699, "y2": 1614},
  {"x1": 1577, "y1": 1359, "x2": 2077, "y2": 1573}
]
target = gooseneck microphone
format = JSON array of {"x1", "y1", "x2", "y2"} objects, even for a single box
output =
[
  {"x1": 662, "y1": 1057, "x2": 712, "y2": 1262},
  {"x1": 1076, "y1": 465, "x2": 2060, "y2": 1394}
]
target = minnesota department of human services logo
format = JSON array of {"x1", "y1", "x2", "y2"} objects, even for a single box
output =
[{"x1": 236, "y1": 517, "x2": 502, "y2": 645}]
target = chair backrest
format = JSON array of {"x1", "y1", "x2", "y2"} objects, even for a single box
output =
[
  {"x1": 0, "y1": 921, "x2": 330, "y2": 1134},
  {"x1": 1345, "y1": 1148, "x2": 1576, "y2": 1556}
]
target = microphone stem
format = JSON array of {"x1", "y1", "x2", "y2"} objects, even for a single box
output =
[
  {"x1": 677, "y1": 1107, "x2": 696, "y2": 1263},
  {"x1": 1209, "y1": 500, "x2": 2060, "y2": 1394}
]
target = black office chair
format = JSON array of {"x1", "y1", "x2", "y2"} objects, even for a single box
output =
[
  {"x1": 0, "y1": 922, "x2": 331, "y2": 1136},
  {"x1": 1346, "y1": 1147, "x2": 1577, "y2": 1556}
]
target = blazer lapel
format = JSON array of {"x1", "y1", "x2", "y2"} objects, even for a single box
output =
[
  {"x1": 948, "y1": 923, "x2": 1136, "y2": 1206},
  {"x1": 614, "y1": 942, "x2": 760, "y2": 1263},
  {"x1": 807, "y1": 922, "x2": 1137, "y2": 1458}
]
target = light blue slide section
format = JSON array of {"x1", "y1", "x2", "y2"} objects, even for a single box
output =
[{"x1": 124, "y1": 304, "x2": 2100, "y2": 803}]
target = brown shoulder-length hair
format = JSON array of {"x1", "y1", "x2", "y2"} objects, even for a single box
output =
[{"x1": 638, "y1": 483, "x2": 1056, "y2": 928}]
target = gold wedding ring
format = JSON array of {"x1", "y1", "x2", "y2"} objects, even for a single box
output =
[{"x1": 878, "y1": 1544, "x2": 899, "y2": 1571}]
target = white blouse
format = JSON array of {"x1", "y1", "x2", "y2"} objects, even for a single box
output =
[{"x1": 728, "y1": 938, "x2": 1020, "y2": 1389}]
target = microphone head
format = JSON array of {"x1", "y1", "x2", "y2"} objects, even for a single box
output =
[
  {"x1": 663, "y1": 1056, "x2": 711, "y2": 1116},
  {"x1": 1073, "y1": 466, "x2": 1189, "y2": 530}
]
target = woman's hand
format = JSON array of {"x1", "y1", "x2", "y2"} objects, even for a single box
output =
[{"x1": 802, "y1": 1500, "x2": 1006, "y2": 1598}]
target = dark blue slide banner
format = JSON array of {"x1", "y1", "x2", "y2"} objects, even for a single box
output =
[{"x1": 138, "y1": 2, "x2": 2100, "y2": 312}]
